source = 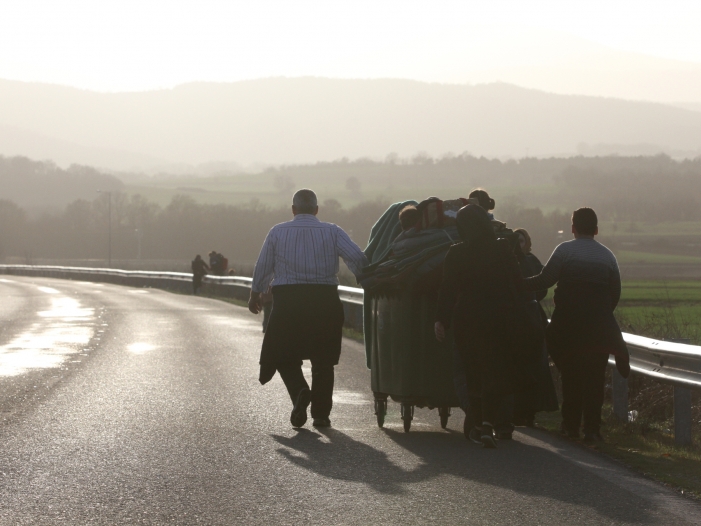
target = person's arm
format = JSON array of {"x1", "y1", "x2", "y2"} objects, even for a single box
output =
[
  {"x1": 523, "y1": 245, "x2": 566, "y2": 291},
  {"x1": 336, "y1": 226, "x2": 369, "y2": 276},
  {"x1": 249, "y1": 230, "x2": 276, "y2": 313},
  {"x1": 527, "y1": 254, "x2": 548, "y2": 301},
  {"x1": 610, "y1": 261, "x2": 622, "y2": 310}
]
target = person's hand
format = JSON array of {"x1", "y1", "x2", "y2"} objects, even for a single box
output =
[
  {"x1": 434, "y1": 321, "x2": 446, "y2": 342},
  {"x1": 248, "y1": 292, "x2": 262, "y2": 314}
]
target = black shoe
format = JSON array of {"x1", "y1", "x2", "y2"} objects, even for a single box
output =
[
  {"x1": 290, "y1": 389, "x2": 311, "y2": 428},
  {"x1": 561, "y1": 423, "x2": 580, "y2": 439},
  {"x1": 312, "y1": 417, "x2": 331, "y2": 428},
  {"x1": 481, "y1": 424, "x2": 497, "y2": 449},
  {"x1": 583, "y1": 432, "x2": 603, "y2": 444},
  {"x1": 468, "y1": 427, "x2": 483, "y2": 445},
  {"x1": 496, "y1": 431, "x2": 513, "y2": 440}
]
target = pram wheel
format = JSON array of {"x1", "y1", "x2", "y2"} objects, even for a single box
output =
[{"x1": 374, "y1": 399, "x2": 387, "y2": 428}]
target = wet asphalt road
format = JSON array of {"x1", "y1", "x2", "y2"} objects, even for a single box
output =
[{"x1": 0, "y1": 276, "x2": 699, "y2": 525}]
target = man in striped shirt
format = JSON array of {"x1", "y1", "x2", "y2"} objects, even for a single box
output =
[
  {"x1": 249, "y1": 189, "x2": 368, "y2": 428},
  {"x1": 524, "y1": 207, "x2": 629, "y2": 443}
]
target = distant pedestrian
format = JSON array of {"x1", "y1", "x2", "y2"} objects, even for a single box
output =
[
  {"x1": 523, "y1": 208, "x2": 630, "y2": 443},
  {"x1": 249, "y1": 189, "x2": 368, "y2": 428},
  {"x1": 191, "y1": 254, "x2": 210, "y2": 294},
  {"x1": 208, "y1": 251, "x2": 220, "y2": 273},
  {"x1": 217, "y1": 252, "x2": 229, "y2": 275}
]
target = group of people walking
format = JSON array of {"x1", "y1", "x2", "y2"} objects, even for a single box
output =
[
  {"x1": 190, "y1": 250, "x2": 233, "y2": 294},
  {"x1": 247, "y1": 188, "x2": 629, "y2": 446},
  {"x1": 435, "y1": 191, "x2": 628, "y2": 447}
]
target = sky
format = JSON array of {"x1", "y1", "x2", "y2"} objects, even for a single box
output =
[{"x1": 1, "y1": 0, "x2": 701, "y2": 100}]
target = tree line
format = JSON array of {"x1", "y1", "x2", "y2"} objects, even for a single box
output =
[
  {"x1": 0, "y1": 193, "x2": 572, "y2": 267},
  {"x1": 265, "y1": 153, "x2": 701, "y2": 222}
]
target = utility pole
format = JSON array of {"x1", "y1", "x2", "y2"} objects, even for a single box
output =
[
  {"x1": 108, "y1": 192, "x2": 112, "y2": 267},
  {"x1": 98, "y1": 190, "x2": 112, "y2": 267},
  {"x1": 135, "y1": 228, "x2": 143, "y2": 260}
]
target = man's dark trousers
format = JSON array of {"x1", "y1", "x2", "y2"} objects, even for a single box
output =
[
  {"x1": 560, "y1": 352, "x2": 609, "y2": 434},
  {"x1": 277, "y1": 361, "x2": 334, "y2": 419}
]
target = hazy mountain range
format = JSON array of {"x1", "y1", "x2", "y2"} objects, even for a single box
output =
[{"x1": 1, "y1": 77, "x2": 701, "y2": 171}]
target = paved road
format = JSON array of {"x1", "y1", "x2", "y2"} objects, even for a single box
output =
[{"x1": 0, "y1": 276, "x2": 699, "y2": 525}]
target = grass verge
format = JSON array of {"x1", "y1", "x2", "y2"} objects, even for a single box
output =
[
  {"x1": 535, "y1": 406, "x2": 701, "y2": 500},
  {"x1": 343, "y1": 327, "x2": 364, "y2": 343}
]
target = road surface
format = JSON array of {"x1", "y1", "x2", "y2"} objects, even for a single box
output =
[{"x1": 0, "y1": 275, "x2": 699, "y2": 525}]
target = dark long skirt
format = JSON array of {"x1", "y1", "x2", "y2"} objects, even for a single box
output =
[{"x1": 259, "y1": 284, "x2": 344, "y2": 385}]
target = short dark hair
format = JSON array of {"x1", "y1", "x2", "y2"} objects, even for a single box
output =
[
  {"x1": 572, "y1": 207, "x2": 598, "y2": 236},
  {"x1": 469, "y1": 188, "x2": 495, "y2": 211},
  {"x1": 293, "y1": 189, "x2": 318, "y2": 214},
  {"x1": 398, "y1": 205, "x2": 420, "y2": 230}
]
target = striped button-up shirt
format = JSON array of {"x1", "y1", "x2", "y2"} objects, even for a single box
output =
[{"x1": 251, "y1": 214, "x2": 369, "y2": 293}]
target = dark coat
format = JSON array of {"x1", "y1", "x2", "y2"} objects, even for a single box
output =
[
  {"x1": 516, "y1": 252, "x2": 559, "y2": 414},
  {"x1": 191, "y1": 258, "x2": 209, "y2": 276},
  {"x1": 259, "y1": 284, "x2": 344, "y2": 384},
  {"x1": 436, "y1": 238, "x2": 541, "y2": 397},
  {"x1": 547, "y1": 281, "x2": 629, "y2": 376}
]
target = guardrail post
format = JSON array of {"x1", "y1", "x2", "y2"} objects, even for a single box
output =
[
  {"x1": 666, "y1": 338, "x2": 693, "y2": 445},
  {"x1": 674, "y1": 386, "x2": 693, "y2": 445},
  {"x1": 612, "y1": 368, "x2": 629, "y2": 422}
]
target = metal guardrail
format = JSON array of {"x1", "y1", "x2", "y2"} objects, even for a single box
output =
[
  {"x1": 0, "y1": 264, "x2": 365, "y2": 341},
  {"x1": 615, "y1": 334, "x2": 701, "y2": 390},
  {"x1": 1, "y1": 264, "x2": 698, "y2": 443}
]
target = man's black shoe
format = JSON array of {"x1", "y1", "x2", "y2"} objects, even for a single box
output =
[
  {"x1": 481, "y1": 423, "x2": 497, "y2": 449},
  {"x1": 290, "y1": 389, "x2": 311, "y2": 428},
  {"x1": 560, "y1": 423, "x2": 580, "y2": 439},
  {"x1": 583, "y1": 432, "x2": 604, "y2": 444},
  {"x1": 312, "y1": 417, "x2": 331, "y2": 427}
]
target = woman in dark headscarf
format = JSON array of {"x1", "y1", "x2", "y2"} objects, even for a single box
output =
[
  {"x1": 512, "y1": 228, "x2": 559, "y2": 426},
  {"x1": 435, "y1": 205, "x2": 539, "y2": 448}
]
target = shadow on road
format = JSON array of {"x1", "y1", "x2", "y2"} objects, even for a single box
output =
[
  {"x1": 272, "y1": 428, "x2": 424, "y2": 494},
  {"x1": 272, "y1": 427, "x2": 659, "y2": 524}
]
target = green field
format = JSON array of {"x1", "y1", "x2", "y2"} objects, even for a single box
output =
[
  {"x1": 617, "y1": 281, "x2": 701, "y2": 343},
  {"x1": 615, "y1": 251, "x2": 701, "y2": 265},
  {"x1": 542, "y1": 280, "x2": 701, "y2": 343}
]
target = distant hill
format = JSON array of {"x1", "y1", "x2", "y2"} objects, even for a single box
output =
[
  {"x1": 673, "y1": 102, "x2": 701, "y2": 113},
  {"x1": 1, "y1": 77, "x2": 701, "y2": 170},
  {"x1": 0, "y1": 124, "x2": 168, "y2": 171}
]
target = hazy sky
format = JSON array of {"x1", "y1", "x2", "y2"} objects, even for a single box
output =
[{"x1": 1, "y1": 0, "x2": 701, "y2": 99}]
